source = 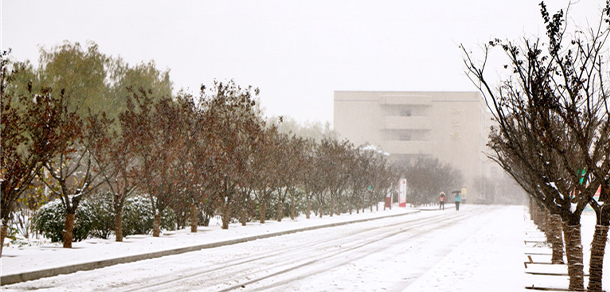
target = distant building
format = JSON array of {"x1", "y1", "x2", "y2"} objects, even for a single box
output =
[{"x1": 334, "y1": 91, "x2": 498, "y2": 203}]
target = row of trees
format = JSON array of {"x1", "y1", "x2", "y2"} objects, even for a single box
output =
[
  {"x1": 1, "y1": 44, "x2": 403, "y2": 257},
  {"x1": 463, "y1": 2, "x2": 610, "y2": 291}
]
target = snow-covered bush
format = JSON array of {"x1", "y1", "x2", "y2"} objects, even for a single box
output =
[
  {"x1": 122, "y1": 195, "x2": 176, "y2": 236},
  {"x1": 85, "y1": 194, "x2": 116, "y2": 239},
  {"x1": 31, "y1": 199, "x2": 94, "y2": 243}
]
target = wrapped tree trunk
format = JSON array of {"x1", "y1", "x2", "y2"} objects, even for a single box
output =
[
  {"x1": 152, "y1": 212, "x2": 161, "y2": 237},
  {"x1": 548, "y1": 214, "x2": 564, "y2": 264},
  {"x1": 190, "y1": 202, "x2": 198, "y2": 233},
  {"x1": 63, "y1": 213, "x2": 76, "y2": 248},
  {"x1": 587, "y1": 224, "x2": 609, "y2": 292},
  {"x1": 563, "y1": 222, "x2": 585, "y2": 291}
]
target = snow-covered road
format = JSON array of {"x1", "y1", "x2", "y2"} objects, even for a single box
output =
[{"x1": 3, "y1": 205, "x2": 524, "y2": 292}]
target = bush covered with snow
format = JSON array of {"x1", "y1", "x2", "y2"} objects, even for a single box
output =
[
  {"x1": 32, "y1": 199, "x2": 94, "y2": 243},
  {"x1": 86, "y1": 194, "x2": 116, "y2": 239},
  {"x1": 122, "y1": 195, "x2": 177, "y2": 236},
  {"x1": 30, "y1": 195, "x2": 179, "y2": 242}
]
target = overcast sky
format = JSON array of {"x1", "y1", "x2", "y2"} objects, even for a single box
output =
[{"x1": 1, "y1": 0, "x2": 602, "y2": 125}]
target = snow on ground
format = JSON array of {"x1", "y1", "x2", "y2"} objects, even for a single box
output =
[
  {"x1": 2, "y1": 204, "x2": 419, "y2": 277},
  {"x1": 1, "y1": 204, "x2": 608, "y2": 291},
  {"x1": 404, "y1": 205, "x2": 526, "y2": 291}
]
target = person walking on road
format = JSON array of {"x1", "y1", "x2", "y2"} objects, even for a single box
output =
[
  {"x1": 439, "y1": 192, "x2": 446, "y2": 210},
  {"x1": 454, "y1": 192, "x2": 461, "y2": 211}
]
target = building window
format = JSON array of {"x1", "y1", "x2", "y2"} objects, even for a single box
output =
[
  {"x1": 400, "y1": 109, "x2": 412, "y2": 117},
  {"x1": 399, "y1": 133, "x2": 412, "y2": 141}
]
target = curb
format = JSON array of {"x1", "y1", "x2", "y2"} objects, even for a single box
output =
[{"x1": 1, "y1": 210, "x2": 419, "y2": 286}]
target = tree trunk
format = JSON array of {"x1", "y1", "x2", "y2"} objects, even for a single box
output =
[
  {"x1": 277, "y1": 201, "x2": 284, "y2": 222},
  {"x1": 152, "y1": 212, "x2": 161, "y2": 237},
  {"x1": 290, "y1": 194, "x2": 295, "y2": 220},
  {"x1": 240, "y1": 206, "x2": 247, "y2": 227},
  {"x1": 529, "y1": 197, "x2": 535, "y2": 221},
  {"x1": 190, "y1": 202, "x2": 198, "y2": 233},
  {"x1": 544, "y1": 211, "x2": 552, "y2": 242},
  {"x1": 539, "y1": 206, "x2": 547, "y2": 233},
  {"x1": 362, "y1": 198, "x2": 365, "y2": 213},
  {"x1": 336, "y1": 199, "x2": 341, "y2": 216},
  {"x1": 535, "y1": 206, "x2": 546, "y2": 233},
  {"x1": 587, "y1": 224, "x2": 609, "y2": 292},
  {"x1": 0, "y1": 222, "x2": 8, "y2": 256},
  {"x1": 563, "y1": 222, "x2": 585, "y2": 291},
  {"x1": 221, "y1": 201, "x2": 230, "y2": 230},
  {"x1": 306, "y1": 197, "x2": 311, "y2": 219},
  {"x1": 330, "y1": 196, "x2": 334, "y2": 217},
  {"x1": 115, "y1": 210, "x2": 124, "y2": 242},
  {"x1": 349, "y1": 200, "x2": 353, "y2": 215},
  {"x1": 548, "y1": 214, "x2": 564, "y2": 264},
  {"x1": 63, "y1": 213, "x2": 76, "y2": 248},
  {"x1": 260, "y1": 201, "x2": 266, "y2": 224},
  {"x1": 202, "y1": 212, "x2": 210, "y2": 227}
]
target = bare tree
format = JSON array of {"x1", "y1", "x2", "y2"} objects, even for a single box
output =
[{"x1": 462, "y1": 2, "x2": 610, "y2": 290}]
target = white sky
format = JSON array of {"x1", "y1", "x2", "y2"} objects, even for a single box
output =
[{"x1": 1, "y1": 0, "x2": 603, "y2": 125}]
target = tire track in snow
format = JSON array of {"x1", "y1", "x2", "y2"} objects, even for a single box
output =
[{"x1": 123, "y1": 209, "x2": 485, "y2": 292}]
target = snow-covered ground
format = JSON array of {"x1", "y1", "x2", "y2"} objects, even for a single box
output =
[{"x1": 0, "y1": 204, "x2": 606, "y2": 291}]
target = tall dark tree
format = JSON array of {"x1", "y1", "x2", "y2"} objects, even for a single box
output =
[
  {"x1": 109, "y1": 58, "x2": 173, "y2": 119},
  {"x1": 37, "y1": 42, "x2": 110, "y2": 117}
]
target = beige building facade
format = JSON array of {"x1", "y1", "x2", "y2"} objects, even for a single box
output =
[{"x1": 334, "y1": 91, "x2": 496, "y2": 203}]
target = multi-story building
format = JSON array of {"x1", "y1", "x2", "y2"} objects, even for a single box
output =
[{"x1": 334, "y1": 91, "x2": 497, "y2": 203}]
